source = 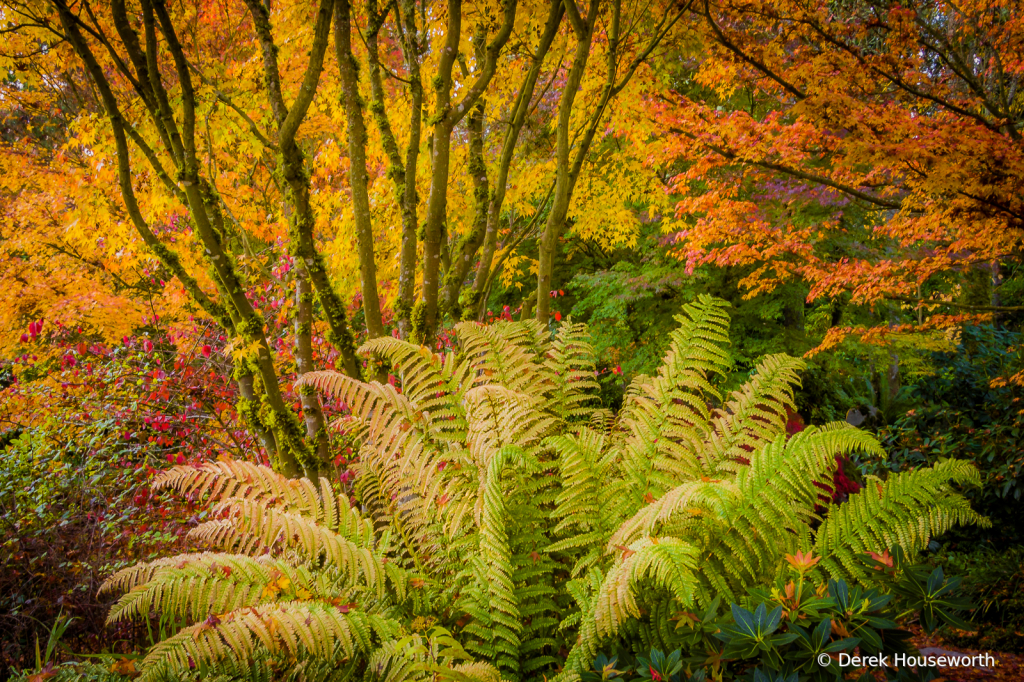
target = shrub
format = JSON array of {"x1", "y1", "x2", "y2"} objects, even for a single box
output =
[
  {"x1": 585, "y1": 547, "x2": 973, "y2": 682},
  {"x1": 932, "y1": 546, "x2": 1024, "y2": 653},
  {"x1": 0, "y1": 327, "x2": 260, "y2": 673},
  {"x1": 873, "y1": 325, "x2": 1024, "y2": 546},
  {"x1": 97, "y1": 297, "x2": 986, "y2": 681}
]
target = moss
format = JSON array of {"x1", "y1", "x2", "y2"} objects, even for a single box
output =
[
  {"x1": 394, "y1": 298, "x2": 412, "y2": 326},
  {"x1": 460, "y1": 290, "x2": 482, "y2": 320},
  {"x1": 237, "y1": 315, "x2": 264, "y2": 339},
  {"x1": 236, "y1": 398, "x2": 262, "y2": 435},
  {"x1": 410, "y1": 301, "x2": 429, "y2": 342}
]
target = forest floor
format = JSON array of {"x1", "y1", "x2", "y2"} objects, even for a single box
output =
[{"x1": 906, "y1": 625, "x2": 1024, "y2": 682}]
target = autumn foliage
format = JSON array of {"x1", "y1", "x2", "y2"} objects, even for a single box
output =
[{"x1": 1, "y1": 0, "x2": 1024, "y2": 677}]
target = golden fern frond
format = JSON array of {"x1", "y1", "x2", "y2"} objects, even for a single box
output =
[
  {"x1": 153, "y1": 461, "x2": 322, "y2": 515},
  {"x1": 156, "y1": 461, "x2": 365, "y2": 537},
  {"x1": 139, "y1": 602, "x2": 397, "y2": 682},
  {"x1": 702, "y1": 354, "x2": 805, "y2": 476},
  {"x1": 448, "y1": 662, "x2": 503, "y2": 682},
  {"x1": 815, "y1": 459, "x2": 989, "y2": 581},
  {"x1": 485, "y1": 318, "x2": 552, "y2": 359},
  {"x1": 544, "y1": 319, "x2": 600, "y2": 421},
  {"x1": 463, "y1": 385, "x2": 550, "y2": 471},
  {"x1": 189, "y1": 519, "x2": 255, "y2": 553},
  {"x1": 357, "y1": 337, "x2": 471, "y2": 442},
  {"x1": 590, "y1": 537, "x2": 700, "y2": 648},
  {"x1": 454, "y1": 321, "x2": 552, "y2": 396},
  {"x1": 98, "y1": 552, "x2": 223, "y2": 598},
  {"x1": 302, "y1": 372, "x2": 433, "y2": 456},
  {"x1": 103, "y1": 553, "x2": 312, "y2": 624},
  {"x1": 202, "y1": 498, "x2": 401, "y2": 599},
  {"x1": 304, "y1": 372, "x2": 446, "y2": 537},
  {"x1": 302, "y1": 373, "x2": 426, "y2": 453}
]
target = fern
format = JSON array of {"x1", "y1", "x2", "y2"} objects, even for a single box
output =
[{"x1": 104, "y1": 296, "x2": 986, "y2": 681}]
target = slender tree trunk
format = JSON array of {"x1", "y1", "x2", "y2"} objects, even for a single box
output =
[
  {"x1": 440, "y1": 99, "x2": 488, "y2": 318},
  {"x1": 366, "y1": 0, "x2": 423, "y2": 340},
  {"x1": 335, "y1": 0, "x2": 386, "y2": 341},
  {"x1": 417, "y1": 0, "x2": 462, "y2": 343},
  {"x1": 535, "y1": 1, "x2": 599, "y2": 321},
  {"x1": 416, "y1": 0, "x2": 518, "y2": 342},
  {"x1": 244, "y1": 0, "x2": 362, "y2": 384},
  {"x1": 471, "y1": 0, "x2": 563, "y2": 309},
  {"x1": 236, "y1": 370, "x2": 278, "y2": 458},
  {"x1": 536, "y1": 0, "x2": 685, "y2": 320},
  {"x1": 294, "y1": 267, "x2": 329, "y2": 477}
]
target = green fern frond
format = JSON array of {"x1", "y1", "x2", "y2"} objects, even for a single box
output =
[
  {"x1": 655, "y1": 295, "x2": 732, "y2": 388},
  {"x1": 815, "y1": 459, "x2": 989, "y2": 581},
  {"x1": 613, "y1": 296, "x2": 734, "y2": 507},
  {"x1": 548, "y1": 428, "x2": 628, "y2": 575},
  {"x1": 366, "y1": 630, "x2": 501, "y2": 682},
  {"x1": 702, "y1": 354, "x2": 805, "y2": 476}
]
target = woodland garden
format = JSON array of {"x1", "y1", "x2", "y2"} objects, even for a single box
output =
[{"x1": 1, "y1": 0, "x2": 1023, "y2": 680}]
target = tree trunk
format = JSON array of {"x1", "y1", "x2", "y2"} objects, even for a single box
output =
[{"x1": 335, "y1": 0, "x2": 386, "y2": 341}]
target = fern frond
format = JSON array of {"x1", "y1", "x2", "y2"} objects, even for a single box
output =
[
  {"x1": 474, "y1": 444, "x2": 523, "y2": 673},
  {"x1": 590, "y1": 537, "x2": 700, "y2": 652},
  {"x1": 198, "y1": 498, "x2": 402, "y2": 598},
  {"x1": 139, "y1": 603, "x2": 397, "y2": 682},
  {"x1": 153, "y1": 461, "x2": 322, "y2": 516},
  {"x1": 548, "y1": 428, "x2": 628, "y2": 575},
  {"x1": 544, "y1": 319, "x2": 599, "y2": 421},
  {"x1": 613, "y1": 296, "x2": 733, "y2": 506},
  {"x1": 366, "y1": 632, "x2": 502, "y2": 682},
  {"x1": 815, "y1": 459, "x2": 988, "y2": 581},
  {"x1": 104, "y1": 553, "x2": 313, "y2": 624},
  {"x1": 702, "y1": 354, "x2": 805, "y2": 476},
  {"x1": 355, "y1": 337, "x2": 472, "y2": 444},
  {"x1": 454, "y1": 321, "x2": 552, "y2": 396},
  {"x1": 655, "y1": 295, "x2": 732, "y2": 388}
]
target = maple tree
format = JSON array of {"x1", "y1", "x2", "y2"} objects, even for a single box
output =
[
  {"x1": 651, "y1": 0, "x2": 1024, "y2": 348},
  {"x1": 1, "y1": 0, "x2": 685, "y2": 481}
]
